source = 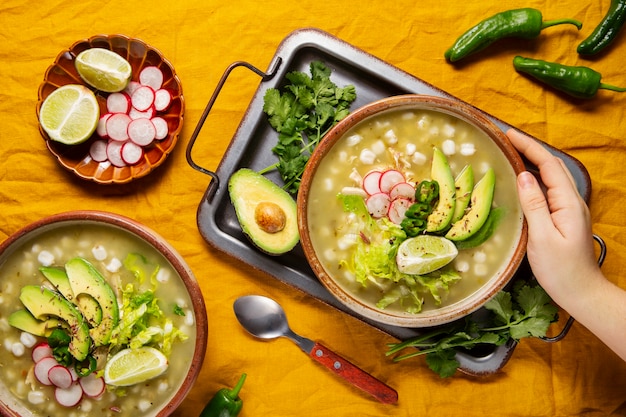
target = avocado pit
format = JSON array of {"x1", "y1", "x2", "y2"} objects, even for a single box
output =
[{"x1": 255, "y1": 201, "x2": 287, "y2": 234}]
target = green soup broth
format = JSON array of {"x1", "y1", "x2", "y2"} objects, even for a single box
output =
[{"x1": 307, "y1": 107, "x2": 524, "y2": 314}]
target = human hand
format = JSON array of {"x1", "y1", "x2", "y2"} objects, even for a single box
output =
[{"x1": 506, "y1": 129, "x2": 601, "y2": 307}]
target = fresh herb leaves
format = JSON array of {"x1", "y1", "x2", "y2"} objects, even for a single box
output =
[
  {"x1": 261, "y1": 61, "x2": 357, "y2": 194},
  {"x1": 386, "y1": 279, "x2": 559, "y2": 377}
]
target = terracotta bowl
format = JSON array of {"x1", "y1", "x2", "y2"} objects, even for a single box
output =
[
  {"x1": 297, "y1": 95, "x2": 528, "y2": 328},
  {"x1": 0, "y1": 211, "x2": 207, "y2": 416},
  {"x1": 36, "y1": 34, "x2": 184, "y2": 184}
]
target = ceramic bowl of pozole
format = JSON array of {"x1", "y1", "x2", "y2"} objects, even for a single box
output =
[
  {"x1": 297, "y1": 94, "x2": 528, "y2": 328},
  {"x1": 0, "y1": 211, "x2": 207, "y2": 416}
]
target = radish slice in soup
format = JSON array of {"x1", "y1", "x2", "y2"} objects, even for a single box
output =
[
  {"x1": 34, "y1": 357, "x2": 58, "y2": 385},
  {"x1": 389, "y1": 182, "x2": 416, "y2": 201},
  {"x1": 363, "y1": 170, "x2": 383, "y2": 195},
  {"x1": 32, "y1": 343, "x2": 53, "y2": 363},
  {"x1": 379, "y1": 169, "x2": 405, "y2": 193},
  {"x1": 48, "y1": 365, "x2": 73, "y2": 389},
  {"x1": 55, "y1": 382, "x2": 83, "y2": 407},
  {"x1": 79, "y1": 373, "x2": 106, "y2": 398},
  {"x1": 366, "y1": 193, "x2": 391, "y2": 218},
  {"x1": 388, "y1": 197, "x2": 413, "y2": 224}
]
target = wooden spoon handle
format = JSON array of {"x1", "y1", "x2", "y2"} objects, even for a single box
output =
[{"x1": 309, "y1": 342, "x2": 398, "y2": 404}]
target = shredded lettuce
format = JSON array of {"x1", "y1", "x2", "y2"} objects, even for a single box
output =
[
  {"x1": 108, "y1": 254, "x2": 188, "y2": 357},
  {"x1": 337, "y1": 194, "x2": 461, "y2": 314}
]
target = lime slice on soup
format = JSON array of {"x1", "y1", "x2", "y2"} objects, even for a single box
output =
[
  {"x1": 396, "y1": 235, "x2": 458, "y2": 275},
  {"x1": 104, "y1": 347, "x2": 168, "y2": 386}
]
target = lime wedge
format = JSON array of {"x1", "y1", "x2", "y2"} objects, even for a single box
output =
[
  {"x1": 396, "y1": 235, "x2": 458, "y2": 275},
  {"x1": 39, "y1": 84, "x2": 100, "y2": 145},
  {"x1": 104, "y1": 347, "x2": 168, "y2": 386},
  {"x1": 75, "y1": 48, "x2": 132, "y2": 93}
]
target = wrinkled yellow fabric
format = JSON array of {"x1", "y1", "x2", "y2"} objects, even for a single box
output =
[{"x1": 1, "y1": 0, "x2": 626, "y2": 416}]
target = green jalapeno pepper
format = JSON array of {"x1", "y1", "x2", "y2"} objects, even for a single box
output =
[
  {"x1": 199, "y1": 373, "x2": 247, "y2": 417},
  {"x1": 513, "y1": 56, "x2": 626, "y2": 99},
  {"x1": 401, "y1": 181, "x2": 439, "y2": 237},
  {"x1": 445, "y1": 8, "x2": 582, "y2": 62},
  {"x1": 578, "y1": 0, "x2": 626, "y2": 55}
]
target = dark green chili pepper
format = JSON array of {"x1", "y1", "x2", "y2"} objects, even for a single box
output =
[
  {"x1": 578, "y1": 0, "x2": 626, "y2": 55},
  {"x1": 48, "y1": 328, "x2": 73, "y2": 366},
  {"x1": 199, "y1": 373, "x2": 246, "y2": 417},
  {"x1": 415, "y1": 180, "x2": 439, "y2": 204},
  {"x1": 513, "y1": 55, "x2": 626, "y2": 99},
  {"x1": 401, "y1": 181, "x2": 439, "y2": 237},
  {"x1": 75, "y1": 355, "x2": 97, "y2": 377},
  {"x1": 445, "y1": 8, "x2": 582, "y2": 62}
]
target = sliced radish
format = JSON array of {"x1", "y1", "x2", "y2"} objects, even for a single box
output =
[
  {"x1": 34, "y1": 357, "x2": 58, "y2": 385},
  {"x1": 89, "y1": 139, "x2": 109, "y2": 162},
  {"x1": 131, "y1": 85, "x2": 155, "y2": 111},
  {"x1": 106, "y1": 140, "x2": 126, "y2": 167},
  {"x1": 128, "y1": 118, "x2": 156, "y2": 146},
  {"x1": 124, "y1": 80, "x2": 141, "y2": 96},
  {"x1": 151, "y1": 116, "x2": 169, "y2": 140},
  {"x1": 139, "y1": 66, "x2": 164, "y2": 90},
  {"x1": 106, "y1": 92, "x2": 131, "y2": 114},
  {"x1": 153, "y1": 89, "x2": 172, "y2": 112},
  {"x1": 388, "y1": 198, "x2": 413, "y2": 224},
  {"x1": 48, "y1": 365, "x2": 73, "y2": 389},
  {"x1": 389, "y1": 182, "x2": 416, "y2": 201},
  {"x1": 55, "y1": 382, "x2": 83, "y2": 407},
  {"x1": 365, "y1": 193, "x2": 391, "y2": 218},
  {"x1": 32, "y1": 343, "x2": 53, "y2": 363},
  {"x1": 79, "y1": 373, "x2": 106, "y2": 398},
  {"x1": 96, "y1": 113, "x2": 112, "y2": 138},
  {"x1": 106, "y1": 113, "x2": 132, "y2": 142},
  {"x1": 121, "y1": 141, "x2": 144, "y2": 165},
  {"x1": 362, "y1": 170, "x2": 383, "y2": 195},
  {"x1": 129, "y1": 106, "x2": 156, "y2": 120},
  {"x1": 69, "y1": 366, "x2": 79, "y2": 382},
  {"x1": 379, "y1": 169, "x2": 406, "y2": 193}
]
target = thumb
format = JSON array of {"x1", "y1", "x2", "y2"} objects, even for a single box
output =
[{"x1": 516, "y1": 171, "x2": 555, "y2": 235}]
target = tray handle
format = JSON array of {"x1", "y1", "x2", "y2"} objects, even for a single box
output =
[
  {"x1": 186, "y1": 59, "x2": 283, "y2": 199},
  {"x1": 541, "y1": 233, "x2": 607, "y2": 343}
]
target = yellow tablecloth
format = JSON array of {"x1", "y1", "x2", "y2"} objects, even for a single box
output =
[{"x1": 1, "y1": 0, "x2": 626, "y2": 416}]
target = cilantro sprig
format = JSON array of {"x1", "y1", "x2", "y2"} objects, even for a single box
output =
[
  {"x1": 261, "y1": 61, "x2": 357, "y2": 194},
  {"x1": 386, "y1": 279, "x2": 559, "y2": 377}
]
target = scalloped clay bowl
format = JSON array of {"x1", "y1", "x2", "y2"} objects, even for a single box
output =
[
  {"x1": 36, "y1": 34, "x2": 184, "y2": 184},
  {"x1": 0, "y1": 211, "x2": 207, "y2": 417},
  {"x1": 297, "y1": 94, "x2": 528, "y2": 328}
]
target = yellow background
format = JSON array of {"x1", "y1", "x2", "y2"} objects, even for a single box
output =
[{"x1": 2, "y1": 0, "x2": 626, "y2": 415}]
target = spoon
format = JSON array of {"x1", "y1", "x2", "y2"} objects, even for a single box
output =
[{"x1": 233, "y1": 295, "x2": 398, "y2": 404}]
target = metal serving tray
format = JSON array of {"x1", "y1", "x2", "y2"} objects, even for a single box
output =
[{"x1": 186, "y1": 28, "x2": 592, "y2": 375}]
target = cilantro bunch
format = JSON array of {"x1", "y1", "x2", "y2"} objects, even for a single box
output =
[
  {"x1": 386, "y1": 279, "x2": 559, "y2": 377},
  {"x1": 261, "y1": 61, "x2": 357, "y2": 194}
]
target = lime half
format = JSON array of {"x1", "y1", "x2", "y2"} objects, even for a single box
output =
[
  {"x1": 396, "y1": 235, "x2": 458, "y2": 275},
  {"x1": 39, "y1": 84, "x2": 100, "y2": 145},
  {"x1": 104, "y1": 347, "x2": 168, "y2": 386},
  {"x1": 75, "y1": 48, "x2": 132, "y2": 93}
]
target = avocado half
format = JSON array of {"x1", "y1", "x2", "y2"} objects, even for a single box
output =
[{"x1": 228, "y1": 168, "x2": 300, "y2": 255}]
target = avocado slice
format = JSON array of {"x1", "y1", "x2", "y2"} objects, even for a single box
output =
[
  {"x1": 8, "y1": 308, "x2": 63, "y2": 337},
  {"x1": 19, "y1": 285, "x2": 91, "y2": 361},
  {"x1": 445, "y1": 168, "x2": 496, "y2": 241},
  {"x1": 450, "y1": 164, "x2": 474, "y2": 223},
  {"x1": 426, "y1": 148, "x2": 456, "y2": 232},
  {"x1": 40, "y1": 266, "x2": 103, "y2": 327},
  {"x1": 65, "y1": 257, "x2": 119, "y2": 346},
  {"x1": 228, "y1": 168, "x2": 300, "y2": 255}
]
